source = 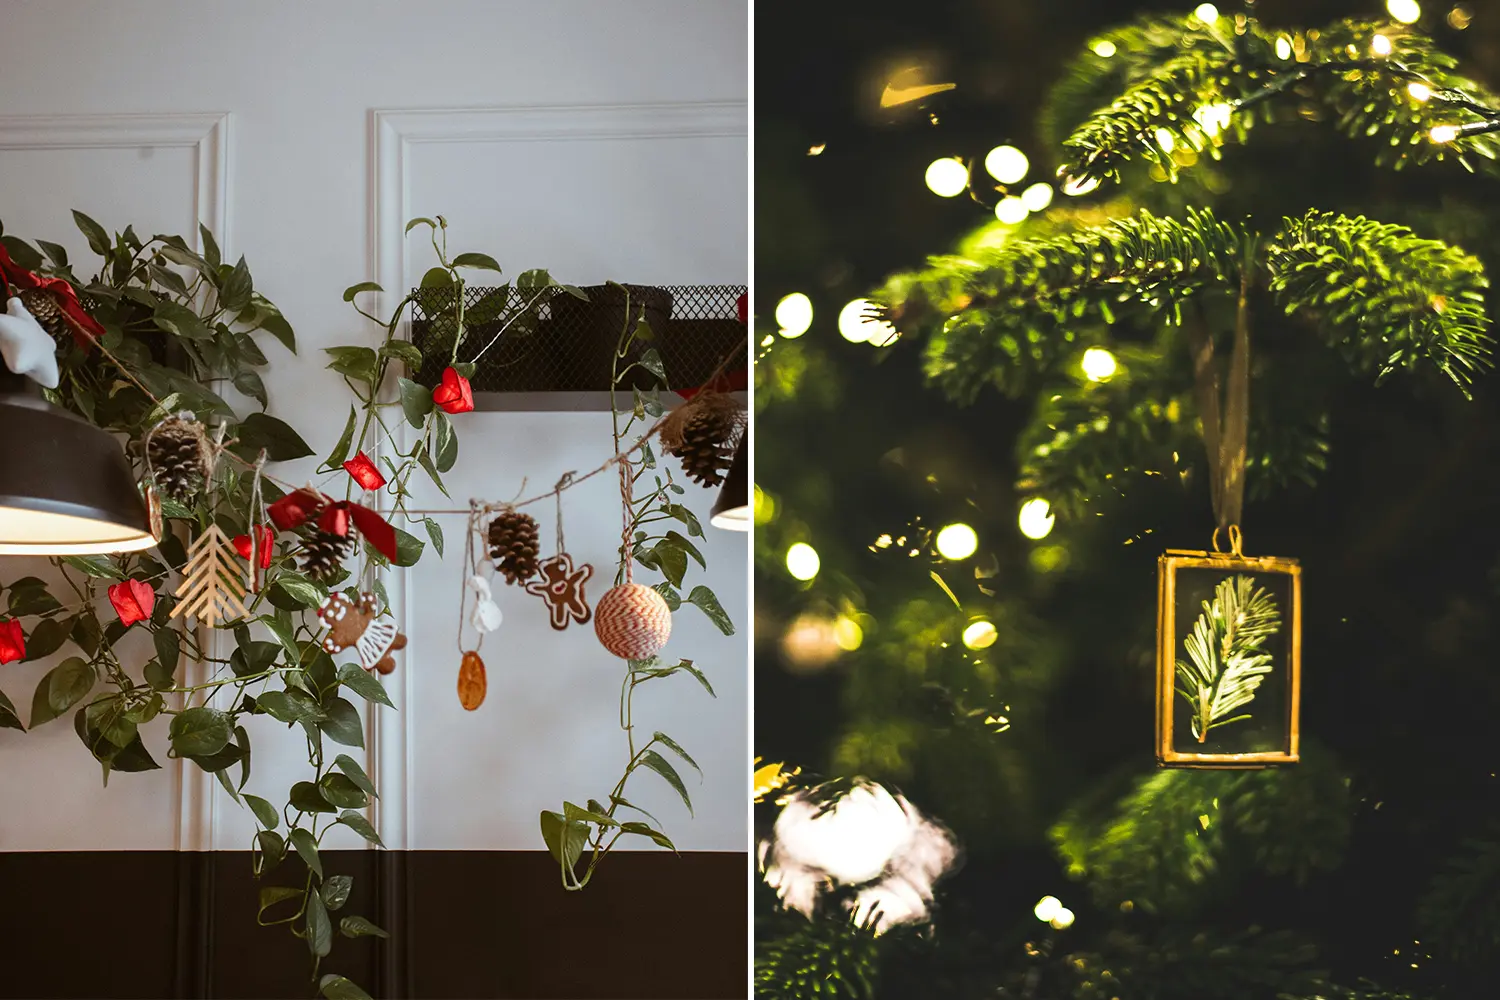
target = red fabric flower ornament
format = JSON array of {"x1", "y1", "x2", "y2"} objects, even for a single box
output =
[
  {"x1": 268, "y1": 488, "x2": 325, "y2": 533},
  {"x1": 0, "y1": 244, "x2": 104, "y2": 348},
  {"x1": 108, "y1": 579, "x2": 156, "y2": 628},
  {"x1": 737, "y1": 292, "x2": 748, "y2": 325},
  {"x1": 0, "y1": 619, "x2": 24, "y2": 664},
  {"x1": 265, "y1": 487, "x2": 400, "y2": 562},
  {"x1": 432, "y1": 367, "x2": 474, "y2": 414},
  {"x1": 232, "y1": 524, "x2": 275, "y2": 569},
  {"x1": 343, "y1": 452, "x2": 386, "y2": 491}
]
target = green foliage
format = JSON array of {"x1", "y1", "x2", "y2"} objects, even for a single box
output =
[
  {"x1": 755, "y1": 914, "x2": 880, "y2": 1000},
  {"x1": 1051, "y1": 744, "x2": 1351, "y2": 914},
  {"x1": 1417, "y1": 823, "x2": 1500, "y2": 963},
  {"x1": 1175, "y1": 575, "x2": 1280, "y2": 743},
  {"x1": 1050, "y1": 926, "x2": 1330, "y2": 1000}
]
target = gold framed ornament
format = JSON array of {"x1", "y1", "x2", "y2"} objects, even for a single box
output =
[{"x1": 1157, "y1": 535, "x2": 1301, "y2": 768}]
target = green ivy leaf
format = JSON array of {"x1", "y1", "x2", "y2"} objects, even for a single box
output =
[
  {"x1": 323, "y1": 406, "x2": 358, "y2": 471},
  {"x1": 320, "y1": 874, "x2": 353, "y2": 911},
  {"x1": 21, "y1": 617, "x2": 71, "y2": 662},
  {"x1": 539, "y1": 810, "x2": 589, "y2": 871},
  {"x1": 640, "y1": 348, "x2": 667, "y2": 381},
  {"x1": 168, "y1": 706, "x2": 232, "y2": 757},
  {"x1": 318, "y1": 697, "x2": 364, "y2": 748},
  {"x1": 424, "y1": 517, "x2": 444, "y2": 558},
  {"x1": 220, "y1": 255, "x2": 253, "y2": 312},
  {"x1": 334, "y1": 754, "x2": 378, "y2": 800},
  {"x1": 337, "y1": 810, "x2": 384, "y2": 847},
  {"x1": 199, "y1": 223, "x2": 221, "y2": 268},
  {"x1": 638, "y1": 749, "x2": 693, "y2": 816},
  {"x1": 0, "y1": 689, "x2": 24, "y2": 731},
  {"x1": 398, "y1": 377, "x2": 434, "y2": 429},
  {"x1": 319, "y1": 773, "x2": 368, "y2": 810},
  {"x1": 237, "y1": 413, "x2": 314, "y2": 461},
  {"x1": 434, "y1": 412, "x2": 458, "y2": 472},
  {"x1": 619, "y1": 821, "x2": 678, "y2": 852},
  {"x1": 452, "y1": 252, "x2": 502, "y2": 272},
  {"x1": 342, "y1": 281, "x2": 383, "y2": 302},
  {"x1": 71, "y1": 210, "x2": 109, "y2": 255},
  {"x1": 259, "y1": 311, "x2": 297, "y2": 353},
  {"x1": 420, "y1": 266, "x2": 453, "y2": 289},
  {"x1": 381, "y1": 340, "x2": 423, "y2": 370},
  {"x1": 687, "y1": 585, "x2": 735, "y2": 636},
  {"x1": 305, "y1": 886, "x2": 332, "y2": 958},
  {"x1": 144, "y1": 659, "x2": 175, "y2": 691},
  {"x1": 338, "y1": 915, "x2": 389, "y2": 939},
  {"x1": 279, "y1": 779, "x2": 328, "y2": 817},
  {"x1": 30, "y1": 658, "x2": 96, "y2": 727},
  {"x1": 245, "y1": 793, "x2": 280, "y2": 830},
  {"x1": 405, "y1": 217, "x2": 437, "y2": 234},
  {"x1": 153, "y1": 300, "x2": 211, "y2": 341},
  {"x1": 324, "y1": 346, "x2": 378, "y2": 385},
  {"x1": 36, "y1": 239, "x2": 68, "y2": 267},
  {"x1": 0, "y1": 236, "x2": 42, "y2": 271},
  {"x1": 257, "y1": 885, "x2": 304, "y2": 920},
  {"x1": 256, "y1": 689, "x2": 327, "y2": 725},
  {"x1": 563, "y1": 800, "x2": 620, "y2": 828},
  {"x1": 253, "y1": 831, "x2": 286, "y2": 875},
  {"x1": 652, "y1": 731, "x2": 701, "y2": 774},
  {"x1": 61, "y1": 555, "x2": 122, "y2": 580},
  {"x1": 230, "y1": 640, "x2": 281, "y2": 678},
  {"x1": 392, "y1": 528, "x2": 425, "y2": 568},
  {"x1": 337, "y1": 663, "x2": 393, "y2": 709},
  {"x1": 288, "y1": 826, "x2": 323, "y2": 879},
  {"x1": 665, "y1": 503, "x2": 704, "y2": 538},
  {"x1": 319, "y1": 975, "x2": 372, "y2": 1000},
  {"x1": 153, "y1": 627, "x2": 181, "y2": 676},
  {"x1": 272, "y1": 574, "x2": 327, "y2": 609},
  {"x1": 665, "y1": 530, "x2": 706, "y2": 569},
  {"x1": 7, "y1": 579, "x2": 61, "y2": 616},
  {"x1": 651, "y1": 582, "x2": 682, "y2": 611},
  {"x1": 233, "y1": 370, "x2": 268, "y2": 409}
]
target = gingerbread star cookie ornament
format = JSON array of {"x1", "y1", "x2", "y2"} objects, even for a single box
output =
[
  {"x1": 523, "y1": 553, "x2": 593, "y2": 630},
  {"x1": 318, "y1": 591, "x2": 407, "y2": 674}
]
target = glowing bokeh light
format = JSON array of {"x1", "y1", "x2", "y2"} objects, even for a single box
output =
[
  {"x1": 1062, "y1": 174, "x2": 1102, "y2": 197},
  {"x1": 1193, "y1": 102, "x2": 1234, "y2": 138},
  {"x1": 962, "y1": 619, "x2": 998, "y2": 650},
  {"x1": 834, "y1": 615, "x2": 864, "y2": 651},
  {"x1": 925, "y1": 157, "x2": 969, "y2": 197},
  {"x1": 935, "y1": 523, "x2": 979, "y2": 560},
  {"x1": 1018, "y1": 498, "x2": 1056, "y2": 540},
  {"x1": 1193, "y1": 3, "x2": 1219, "y2": 21},
  {"x1": 994, "y1": 196, "x2": 1029, "y2": 224},
  {"x1": 1092, "y1": 39, "x2": 1117, "y2": 57},
  {"x1": 1051, "y1": 907, "x2": 1077, "y2": 930},
  {"x1": 1431, "y1": 124, "x2": 1460, "y2": 143},
  {"x1": 754, "y1": 485, "x2": 775, "y2": 525},
  {"x1": 1020, "y1": 182, "x2": 1054, "y2": 211},
  {"x1": 786, "y1": 542, "x2": 820, "y2": 581},
  {"x1": 1034, "y1": 896, "x2": 1063, "y2": 922},
  {"x1": 781, "y1": 614, "x2": 841, "y2": 671},
  {"x1": 838, "y1": 298, "x2": 899, "y2": 346},
  {"x1": 1448, "y1": 5, "x2": 1472, "y2": 30},
  {"x1": 1371, "y1": 33, "x2": 1393, "y2": 56},
  {"x1": 1082, "y1": 346, "x2": 1118, "y2": 381},
  {"x1": 984, "y1": 145, "x2": 1029, "y2": 184},
  {"x1": 1275, "y1": 35, "x2": 1293, "y2": 60},
  {"x1": 1154, "y1": 127, "x2": 1176, "y2": 152},
  {"x1": 1387, "y1": 0, "x2": 1421, "y2": 24},
  {"x1": 775, "y1": 292, "x2": 813, "y2": 338}
]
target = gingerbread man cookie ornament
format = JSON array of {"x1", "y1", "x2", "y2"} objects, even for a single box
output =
[
  {"x1": 523, "y1": 553, "x2": 593, "y2": 630},
  {"x1": 318, "y1": 591, "x2": 407, "y2": 674}
]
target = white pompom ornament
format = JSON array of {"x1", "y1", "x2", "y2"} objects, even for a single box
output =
[{"x1": 595, "y1": 583, "x2": 672, "y2": 660}]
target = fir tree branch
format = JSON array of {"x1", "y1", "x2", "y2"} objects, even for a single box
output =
[{"x1": 1174, "y1": 574, "x2": 1279, "y2": 742}]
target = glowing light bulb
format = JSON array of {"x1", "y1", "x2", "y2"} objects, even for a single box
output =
[
  {"x1": 925, "y1": 157, "x2": 969, "y2": 197},
  {"x1": 1092, "y1": 39, "x2": 1117, "y2": 58},
  {"x1": 984, "y1": 145, "x2": 1029, "y2": 184},
  {"x1": 1193, "y1": 3, "x2": 1219, "y2": 21},
  {"x1": 1050, "y1": 907, "x2": 1076, "y2": 930},
  {"x1": 1018, "y1": 498, "x2": 1055, "y2": 540},
  {"x1": 754, "y1": 485, "x2": 775, "y2": 525},
  {"x1": 995, "y1": 196, "x2": 1029, "y2": 224},
  {"x1": 838, "y1": 298, "x2": 899, "y2": 347},
  {"x1": 1431, "y1": 124, "x2": 1460, "y2": 143},
  {"x1": 1192, "y1": 102, "x2": 1234, "y2": 138},
  {"x1": 935, "y1": 523, "x2": 979, "y2": 560},
  {"x1": 1062, "y1": 175, "x2": 1101, "y2": 197},
  {"x1": 833, "y1": 615, "x2": 864, "y2": 651},
  {"x1": 1020, "y1": 182, "x2": 1054, "y2": 211},
  {"x1": 786, "y1": 542, "x2": 820, "y2": 581},
  {"x1": 1371, "y1": 33, "x2": 1393, "y2": 56},
  {"x1": 1448, "y1": 5, "x2": 1472, "y2": 30},
  {"x1": 1034, "y1": 896, "x2": 1063, "y2": 922},
  {"x1": 1275, "y1": 35, "x2": 1292, "y2": 60},
  {"x1": 775, "y1": 293, "x2": 813, "y2": 339},
  {"x1": 1082, "y1": 347, "x2": 1118, "y2": 381},
  {"x1": 1408, "y1": 82, "x2": 1432, "y2": 102},
  {"x1": 962, "y1": 619, "x2": 998, "y2": 650},
  {"x1": 1387, "y1": 0, "x2": 1421, "y2": 24},
  {"x1": 1154, "y1": 127, "x2": 1176, "y2": 152}
]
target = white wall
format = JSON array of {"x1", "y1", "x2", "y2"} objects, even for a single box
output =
[{"x1": 0, "y1": 0, "x2": 747, "y2": 854}]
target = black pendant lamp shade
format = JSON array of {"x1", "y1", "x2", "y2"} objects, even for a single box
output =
[
  {"x1": 709, "y1": 438, "x2": 749, "y2": 531},
  {"x1": 0, "y1": 372, "x2": 154, "y2": 554}
]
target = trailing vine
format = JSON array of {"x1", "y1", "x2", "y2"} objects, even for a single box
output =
[{"x1": 0, "y1": 211, "x2": 568, "y2": 999}]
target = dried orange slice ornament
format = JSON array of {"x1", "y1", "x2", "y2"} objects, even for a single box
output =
[{"x1": 457, "y1": 650, "x2": 487, "y2": 711}]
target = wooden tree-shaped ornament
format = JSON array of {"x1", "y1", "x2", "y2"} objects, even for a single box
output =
[{"x1": 171, "y1": 524, "x2": 248, "y2": 627}]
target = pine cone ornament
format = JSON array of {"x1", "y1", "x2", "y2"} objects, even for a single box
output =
[
  {"x1": 672, "y1": 405, "x2": 737, "y2": 487},
  {"x1": 17, "y1": 289, "x2": 68, "y2": 345},
  {"x1": 147, "y1": 416, "x2": 211, "y2": 503},
  {"x1": 299, "y1": 529, "x2": 353, "y2": 582},
  {"x1": 487, "y1": 510, "x2": 540, "y2": 584}
]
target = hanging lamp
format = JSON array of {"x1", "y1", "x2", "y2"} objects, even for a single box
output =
[
  {"x1": 0, "y1": 292, "x2": 154, "y2": 555},
  {"x1": 710, "y1": 438, "x2": 748, "y2": 531}
]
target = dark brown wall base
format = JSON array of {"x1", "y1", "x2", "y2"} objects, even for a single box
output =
[{"x1": 0, "y1": 850, "x2": 748, "y2": 1000}]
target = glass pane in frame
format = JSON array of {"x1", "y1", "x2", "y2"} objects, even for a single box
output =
[{"x1": 1156, "y1": 553, "x2": 1302, "y2": 767}]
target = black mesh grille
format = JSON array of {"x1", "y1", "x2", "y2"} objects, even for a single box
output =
[{"x1": 409, "y1": 284, "x2": 746, "y2": 393}]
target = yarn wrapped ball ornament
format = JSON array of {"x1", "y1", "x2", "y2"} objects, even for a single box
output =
[{"x1": 594, "y1": 583, "x2": 672, "y2": 660}]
